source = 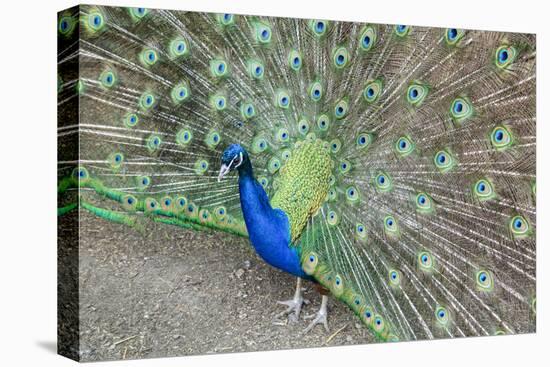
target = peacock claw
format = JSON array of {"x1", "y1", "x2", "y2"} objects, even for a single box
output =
[
  {"x1": 303, "y1": 295, "x2": 329, "y2": 333},
  {"x1": 273, "y1": 278, "x2": 309, "y2": 324},
  {"x1": 275, "y1": 295, "x2": 309, "y2": 323}
]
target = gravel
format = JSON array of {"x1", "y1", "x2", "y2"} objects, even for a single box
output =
[{"x1": 74, "y1": 210, "x2": 375, "y2": 362}]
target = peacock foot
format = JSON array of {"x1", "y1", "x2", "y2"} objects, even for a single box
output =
[
  {"x1": 274, "y1": 294, "x2": 310, "y2": 323},
  {"x1": 303, "y1": 295, "x2": 329, "y2": 333},
  {"x1": 273, "y1": 278, "x2": 309, "y2": 324}
]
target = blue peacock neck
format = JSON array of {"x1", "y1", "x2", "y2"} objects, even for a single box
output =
[{"x1": 236, "y1": 153, "x2": 309, "y2": 279}]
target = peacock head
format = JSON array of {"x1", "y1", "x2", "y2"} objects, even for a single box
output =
[{"x1": 218, "y1": 144, "x2": 249, "y2": 181}]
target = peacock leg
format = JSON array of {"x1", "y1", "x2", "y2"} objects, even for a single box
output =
[
  {"x1": 274, "y1": 277, "x2": 309, "y2": 323},
  {"x1": 303, "y1": 295, "x2": 329, "y2": 333}
]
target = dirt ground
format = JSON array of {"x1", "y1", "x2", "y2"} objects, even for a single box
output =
[{"x1": 75, "y1": 210, "x2": 376, "y2": 361}]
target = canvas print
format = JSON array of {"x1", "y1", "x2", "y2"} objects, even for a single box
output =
[{"x1": 57, "y1": 4, "x2": 536, "y2": 362}]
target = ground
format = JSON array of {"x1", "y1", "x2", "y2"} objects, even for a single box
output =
[{"x1": 75, "y1": 211, "x2": 375, "y2": 362}]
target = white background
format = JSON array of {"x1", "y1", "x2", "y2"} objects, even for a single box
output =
[{"x1": 0, "y1": 0, "x2": 547, "y2": 366}]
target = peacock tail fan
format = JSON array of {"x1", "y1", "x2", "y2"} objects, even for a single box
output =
[{"x1": 57, "y1": 5, "x2": 536, "y2": 342}]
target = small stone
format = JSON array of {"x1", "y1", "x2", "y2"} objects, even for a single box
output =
[
  {"x1": 243, "y1": 260, "x2": 251, "y2": 269},
  {"x1": 235, "y1": 268, "x2": 245, "y2": 278},
  {"x1": 346, "y1": 336, "x2": 353, "y2": 342},
  {"x1": 173, "y1": 335, "x2": 180, "y2": 339},
  {"x1": 355, "y1": 323, "x2": 362, "y2": 329}
]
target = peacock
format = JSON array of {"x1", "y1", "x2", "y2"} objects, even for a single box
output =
[{"x1": 57, "y1": 4, "x2": 536, "y2": 342}]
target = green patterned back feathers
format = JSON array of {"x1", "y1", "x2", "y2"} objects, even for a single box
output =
[
  {"x1": 57, "y1": 5, "x2": 536, "y2": 342},
  {"x1": 271, "y1": 138, "x2": 333, "y2": 242}
]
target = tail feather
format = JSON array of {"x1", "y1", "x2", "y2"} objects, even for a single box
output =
[{"x1": 57, "y1": 5, "x2": 536, "y2": 342}]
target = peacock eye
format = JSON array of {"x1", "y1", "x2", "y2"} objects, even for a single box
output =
[
  {"x1": 268, "y1": 157, "x2": 281, "y2": 174},
  {"x1": 247, "y1": 60, "x2": 264, "y2": 79},
  {"x1": 240, "y1": 102, "x2": 255, "y2": 120},
  {"x1": 194, "y1": 159, "x2": 209, "y2": 175},
  {"x1": 395, "y1": 136, "x2": 414, "y2": 156},
  {"x1": 58, "y1": 16, "x2": 76, "y2": 35},
  {"x1": 135, "y1": 176, "x2": 151, "y2": 191},
  {"x1": 210, "y1": 93, "x2": 227, "y2": 111},
  {"x1": 303, "y1": 251, "x2": 319, "y2": 275},
  {"x1": 255, "y1": 23, "x2": 272, "y2": 43},
  {"x1": 210, "y1": 59, "x2": 228, "y2": 77},
  {"x1": 389, "y1": 269, "x2": 400, "y2": 286},
  {"x1": 356, "y1": 132, "x2": 373, "y2": 150},
  {"x1": 359, "y1": 26, "x2": 377, "y2": 51},
  {"x1": 88, "y1": 11, "x2": 105, "y2": 32},
  {"x1": 176, "y1": 197, "x2": 187, "y2": 209},
  {"x1": 171, "y1": 82, "x2": 190, "y2": 104},
  {"x1": 298, "y1": 119, "x2": 310, "y2": 135},
  {"x1": 276, "y1": 90, "x2": 291, "y2": 108},
  {"x1": 332, "y1": 47, "x2": 350, "y2": 68},
  {"x1": 170, "y1": 38, "x2": 189, "y2": 58},
  {"x1": 448, "y1": 28, "x2": 458, "y2": 41},
  {"x1": 122, "y1": 194, "x2": 138, "y2": 211},
  {"x1": 99, "y1": 69, "x2": 116, "y2": 88},
  {"x1": 176, "y1": 129, "x2": 193, "y2": 146},
  {"x1": 334, "y1": 99, "x2": 349, "y2": 119},
  {"x1": 435, "y1": 306, "x2": 450, "y2": 326},
  {"x1": 288, "y1": 50, "x2": 302, "y2": 71},
  {"x1": 445, "y1": 28, "x2": 464, "y2": 45},
  {"x1": 476, "y1": 270, "x2": 494, "y2": 291},
  {"x1": 509, "y1": 215, "x2": 530, "y2": 238},
  {"x1": 373, "y1": 315, "x2": 385, "y2": 332},
  {"x1": 406, "y1": 83, "x2": 428, "y2": 106},
  {"x1": 317, "y1": 114, "x2": 330, "y2": 131},
  {"x1": 140, "y1": 49, "x2": 158, "y2": 66},
  {"x1": 252, "y1": 136, "x2": 268, "y2": 154},
  {"x1": 262, "y1": 177, "x2": 270, "y2": 188},
  {"x1": 346, "y1": 186, "x2": 360, "y2": 203},
  {"x1": 490, "y1": 125, "x2": 513, "y2": 150},
  {"x1": 162, "y1": 196, "x2": 173, "y2": 208},
  {"x1": 495, "y1": 45, "x2": 517, "y2": 69},
  {"x1": 418, "y1": 194, "x2": 426, "y2": 204},
  {"x1": 418, "y1": 251, "x2": 434, "y2": 271},
  {"x1": 218, "y1": 13, "x2": 235, "y2": 26},
  {"x1": 362, "y1": 79, "x2": 383, "y2": 102},
  {"x1": 311, "y1": 20, "x2": 328, "y2": 36},
  {"x1": 327, "y1": 210, "x2": 339, "y2": 226},
  {"x1": 450, "y1": 97, "x2": 473, "y2": 123},
  {"x1": 205, "y1": 130, "x2": 221, "y2": 148},
  {"x1": 473, "y1": 178, "x2": 495, "y2": 201},
  {"x1": 355, "y1": 223, "x2": 368, "y2": 241},
  {"x1": 140, "y1": 92, "x2": 156, "y2": 110},
  {"x1": 375, "y1": 171, "x2": 392, "y2": 192},
  {"x1": 339, "y1": 159, "x2": 351, "y2": 174},
  {"x1": 395, "y1": 24, "x2": 410, "y2": 36},
  {"x1": 309, "y1": 82, "x2": 323, "y2": 101},
  {"x1": 384, "y1": 215, "x2": 397, "y2": 233},
  {"x1": 330, "y1": 139, "x2": 341, "y2": 154},
  {"x1": 108, "y1": 152, "x2": 124, "y2": 170},
  {"x1": 146, "y1": 135, "x2": 161, "y2": 152},
  {"x1": 434, "y1": 149, "x2": 456, "y2": 172}
]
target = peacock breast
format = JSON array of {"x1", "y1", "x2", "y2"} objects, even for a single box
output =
[{"x1": 271, "y1": 138, "x2": 333, "y2": 242}]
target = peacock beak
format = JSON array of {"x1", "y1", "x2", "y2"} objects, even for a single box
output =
[{"x1": 218, "y1": 163, "x2": 231, "y2": 182}]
